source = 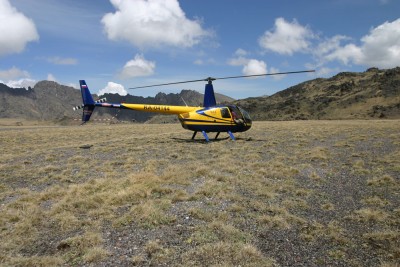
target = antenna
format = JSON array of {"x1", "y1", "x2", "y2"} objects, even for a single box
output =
[{"x1": 180, "y1": 96, "x2": 188, "y2": 107}]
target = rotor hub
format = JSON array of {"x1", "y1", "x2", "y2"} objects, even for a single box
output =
[{"x1": 205, "y1": 77, "x2": 216, "y2": 84}]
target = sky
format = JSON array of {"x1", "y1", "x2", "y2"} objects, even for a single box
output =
[{"x1": 0, "y1": 0, "x2": 399, "y2": 99}]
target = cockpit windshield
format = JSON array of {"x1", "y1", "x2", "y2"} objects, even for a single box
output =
[
  {"x1": 238, "y1": 106, "x2": 251, "y2": 122},
  {"x1": 228, "y1": 106, "x2": 244, "y2": 120},
  {"x1": 226, "y1": 105, "x2": 252, "y2": 124}
]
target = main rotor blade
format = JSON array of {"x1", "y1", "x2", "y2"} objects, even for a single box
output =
[
  {"x1": 129, "y1": 78, "x2": 209, "y2": 89},
  {"x1": 129, "y1": 70, "x2": 315, "y2": 89},
  {"x1": 214, "y1": 70, "x2": 315, "y2": 80}
]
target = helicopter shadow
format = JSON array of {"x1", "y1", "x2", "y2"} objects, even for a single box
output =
[
  {"x1": 170, "y1": 136, "x2": 269, "y2": 143},
  {"x1": 171, "y1": 136, "x2": 231, "y2": 143}
]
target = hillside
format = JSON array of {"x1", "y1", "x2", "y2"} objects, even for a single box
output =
[
  {"x1": 0, "y1": 81, "x2": 97, "y2": 122},
  {"x1": 0, "y1": 82, "x2": 233, "y2": 124},
  {"x1": 1, "y1": 67, "x2": 399, "y2": 123},
  {"x1": 237, "y1": 67, "x2": 400, "y2": 120}
]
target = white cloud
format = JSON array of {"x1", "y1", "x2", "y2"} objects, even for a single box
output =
[
  {"x1": 242, "y1": 59, "x2": 267, "y2": 76},
  {"x1": 0, "y1": 0, "x2": 39, "y2": 56},
  {"x1": 319, "y1": 19, "x2": 400, "y2": 68},
  {"x1": 316, "y1": 67, "x2": 341, "y2": 77},
  {"x1": 228, "y1": 56, "x2": 249, "y2": 66},
  {"x1": 193, "y1": 58, "x2": 216, "y2": 65},
  {"x1": 259, "y1": 17, "x2": 314, "y2": 55},
  {"x1": 234, "y1": 48, "x2": 248, "y2": 57},
  {"x1": 67, "y1": 83, "x2": 79, "y2": 89},
  {"x1": 0, "y1": 66, "x2": 35, "y2": 88},
  {"x1": 324, "y1": 43, "x2": 363, "y2": 65},
  {"x1": 119, "y1": 54, "x2": 156, "y2": 79},
  {"x1": 98, "y1": 82, "x2": 127, "y2": 96},
  {"x1": 102, "y1": 0, "x2": 212, "y2": 49},
  {"x1": 47, "y1": 56, "x2": 78, "y2": 65},
  {"x1": 0, "y1": 66, "x2": 30, "y2": 80},
  {"x1": 269, "y1": 67, "x2": 285, "y2": 80},
  {"x1": 314, "y1": 35, "x2": 351, "y2": 59},
  {"x1": 227, "y1": 49, "x2": 251, "y2": 66},
  {"x1": 47, "y1": 73, "x2": 57, "y2": 82},
  {"x1": 228, "y1": 51, "x2": 268, "y2": 76},
  {"x1": 194, "y1": 59, "x2": 204, "y2": 65},
  {"x1": 5, "y1": 79, "x2": 36, "y2": 89}
]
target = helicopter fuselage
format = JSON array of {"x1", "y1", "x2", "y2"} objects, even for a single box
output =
[
  {"x1": 95, "y1": 102, "x2": 252, "y2": 133},
  {"x1": 178, "y1": 105, "x2": 252, "y2": 133}
]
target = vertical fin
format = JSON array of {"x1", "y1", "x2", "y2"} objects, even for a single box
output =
[
  {"x1": 203, "y1": 83, "x2": 217, "y2": 107},
  {"x1": 79, "y1": 80, "x2": 95, "y2": 123},
  {"x1": 79, "y1": 80, "x2": 95, "y2": 105}
]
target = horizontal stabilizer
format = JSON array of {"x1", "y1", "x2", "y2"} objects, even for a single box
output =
[
  {"x1": 96, "y1": 98, "x2": 107, "y2": 103},
  {"x1": 73, "y1": 105, "x2": 83, "y2": 111}
]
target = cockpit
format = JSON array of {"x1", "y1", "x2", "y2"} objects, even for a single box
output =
[
  {"x1": 179, "y1": 104, "x2": 252, "y2": 133},
  {"x1": 220, "y1": 105, "x2": 252, "y2": 125}
]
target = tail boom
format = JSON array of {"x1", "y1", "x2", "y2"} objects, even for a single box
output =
[
  {"x1": 120, "y1": 103, "x2": 198, "y2": 115},
  {"x1": 76, "y1": 80, "x2": 199, "y2": 123}
]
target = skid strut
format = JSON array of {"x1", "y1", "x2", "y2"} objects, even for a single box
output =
[
  {"x1": 201, "y1": 131, "x2": 210, "y2": 142},
  {"x1": 228, "y1": 131, "x2": 235, "y2": 141},
  {"x1": 191, "y1": 131, "x2": 235, "y2": 142}
]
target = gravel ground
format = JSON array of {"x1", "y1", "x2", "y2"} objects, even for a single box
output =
[{"x1": 0, "y1": 121, "x2": 399, "y2": 266}]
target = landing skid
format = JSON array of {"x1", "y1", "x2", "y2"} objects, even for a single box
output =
[{"x1": 191, "y1": 131, "x2": 235, "y2": 142}]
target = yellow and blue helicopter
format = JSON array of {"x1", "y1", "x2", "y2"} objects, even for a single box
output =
[{"x1": 75, "y1": 70, "x2": 313, "y2": 141}]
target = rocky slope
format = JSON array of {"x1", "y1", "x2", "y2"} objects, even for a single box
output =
[
  {"x1": 236, "y1": 67, "x2": 400, "y2": 120},
  {"x1": 0, "y1": 82, "x2": 233, "y2": 123},
  {"x1": 1, "y1": 67, "x2": 399, "y2": 123}
]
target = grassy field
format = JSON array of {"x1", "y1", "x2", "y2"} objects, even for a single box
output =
[{"x1": 0, "y1": 120, "x2": 399, "y2": 266}]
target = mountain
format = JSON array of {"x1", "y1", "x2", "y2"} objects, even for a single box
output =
[
  {"x1": 0, "y1": 81, "x2": 234, "y2": 124},
  {"x1": 1, "y1": 68, "x2": 399, "y2": 123},
  {"x1": 236, "y1": 67, "x2": 400, "y2": 120},
  {"x1": 0, "y1": 81, "x2": 84, "y2": 121}
]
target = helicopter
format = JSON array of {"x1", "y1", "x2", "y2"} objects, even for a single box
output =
[{"x1": 74, "y1": 70, "x2": 314, "y2": 141}]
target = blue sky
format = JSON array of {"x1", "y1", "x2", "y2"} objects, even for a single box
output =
[{"x1": 0, "y1": 0, "x2": 399, "y2": 99}]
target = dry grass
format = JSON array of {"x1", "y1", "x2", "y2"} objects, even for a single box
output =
[{"x1": 0, "y1": 120, "x2": 399, "y2": 266}]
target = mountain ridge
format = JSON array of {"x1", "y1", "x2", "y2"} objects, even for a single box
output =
[
  {"x1": 1, "y1": 67, "x2": 399, "y2": 123},
  {"x1": 0, "y1": 81, "x2": 234, "y2": 123},
  {"x1": 236, "y1": 67, "x2": 400, "y2": 120}
]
